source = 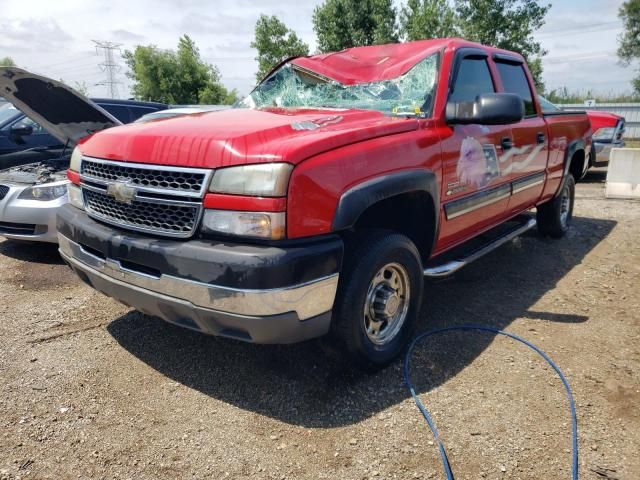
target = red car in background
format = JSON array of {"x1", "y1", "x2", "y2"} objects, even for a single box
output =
[
  {"x1": 588, "y1": 111, "x2": 626, "y2": 166},
  {"x1": 539, "y1": 96, "x2": 625, "y2": 171}
]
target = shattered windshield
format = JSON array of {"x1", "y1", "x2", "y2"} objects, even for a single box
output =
[{"x1": 242, "y1": 53, "x2": 439, "y2": 117}]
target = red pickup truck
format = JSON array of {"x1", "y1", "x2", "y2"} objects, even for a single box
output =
[{"x1": 37, "y1": 39, "x2": 592, "y2": 368}]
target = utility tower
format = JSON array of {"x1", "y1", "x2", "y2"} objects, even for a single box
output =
[{"x1": 93, "y1": 40, "x2": 123, "y2": 99}]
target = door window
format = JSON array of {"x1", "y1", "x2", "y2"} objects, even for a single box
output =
[
  {"x1": 496, "y1": 62, "x2": 536, "y2": 116},
  {"x1": 99, "y1": 104, "x2": 131, "y2": 123},
  {"x1": 0, "y1": 103, "x2": 19, "y2": 127},
  {"x1": 128, "y1": 106, "x2": 158, "y2": 122},
  {"x1": 450, "y1": 58, "x2": 495, "y2": 103},
  {"x1": 12, "y1": 116, "x2": 45, "y2": 134}
]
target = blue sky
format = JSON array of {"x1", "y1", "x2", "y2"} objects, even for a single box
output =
[
  {"x1": 537, "y1": 0, "x2": 630, "y2": 95},
  {"x1": 0, "y1": 0, "x2": 632, "y2": 98}
]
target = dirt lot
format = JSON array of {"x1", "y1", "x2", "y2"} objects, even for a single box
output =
[{"x1": 0, "y1": 169, "x2": 638, "y2": 480}]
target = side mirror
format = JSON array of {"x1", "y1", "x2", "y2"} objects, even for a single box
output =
[
  {"x1": 10, "y1": 124, "x2": 34, "y2": 137},
  {"x1": 446, "y1": 93, "x2": 525, "y2": 126}
]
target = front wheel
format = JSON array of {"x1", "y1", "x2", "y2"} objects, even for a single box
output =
[
  {"x1": 332, "y1": 231, "x2": 424, "y2": 370},
  {"x1": 537, "y1": 174, "x2": 575, "y2": 238}
]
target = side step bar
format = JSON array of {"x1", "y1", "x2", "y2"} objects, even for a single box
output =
[{"x1": 424, "y1": 218, "x2": 537, "y2": 278}]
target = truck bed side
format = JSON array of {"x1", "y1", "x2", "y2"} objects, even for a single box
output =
[{"x1": 540, "y1": 111, "x2": 592, "y2": 203}]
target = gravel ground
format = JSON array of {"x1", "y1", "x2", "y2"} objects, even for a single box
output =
[{"x1": 0, "y1": 168, "x2": 638, "y2": 480}]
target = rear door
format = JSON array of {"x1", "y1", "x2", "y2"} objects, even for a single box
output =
[
  {"x1": 438, "y1": 49, "x2": 514, "y2": 250},
  {"x1": 493, "y1": 56, "x2": 548, "y2": 214}
]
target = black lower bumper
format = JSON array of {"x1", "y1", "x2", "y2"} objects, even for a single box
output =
[{"x1": 57, "y1": 205, "x2": 343, "y2": 344}]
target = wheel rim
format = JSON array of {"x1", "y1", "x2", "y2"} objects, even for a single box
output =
[
  {"x1": 559, "y1": 184, "x2": 571, "y2": 228},
  {"x1": 363, "y1": 262, "x2": 411, "y2": 346}
]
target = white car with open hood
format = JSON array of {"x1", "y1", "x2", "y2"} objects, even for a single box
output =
[{"x1": 0, "y1": 67, "x2": 121, "y2": 243}]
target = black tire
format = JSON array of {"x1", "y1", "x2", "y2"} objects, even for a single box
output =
[
  {"x1": 332, "y1": 230, "x2": 424, "y2": 371},
  {"x1": 537, "y1": 174, "x2": 575, "y2": 238}
]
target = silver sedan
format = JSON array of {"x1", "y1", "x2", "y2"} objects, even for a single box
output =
[{"x1": 0, "y1": 167, "x2": 68, "y2": 243}]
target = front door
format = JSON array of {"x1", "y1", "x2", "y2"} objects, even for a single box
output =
[{"x1": 437, "y1": 53, "x2": 513, "y2": 252}]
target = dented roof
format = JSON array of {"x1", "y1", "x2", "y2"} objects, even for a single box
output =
[
  {"x1": 292, "y1": 40, "x2": 447, "y2": 85},
  {"x1": 291, "y1": 39, "x2": 443, "y2": 85},
  {"x1": 290, "y1": 38, "x2": 522, "y2": 85}
]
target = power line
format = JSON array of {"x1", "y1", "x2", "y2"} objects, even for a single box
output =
[
  {"x1": 537, "y1": 20, "x2": 621, "y2": 36},
  {"x1": 543, "y1": 50, "x2": 618, "y2": 64},
  {"x1": 31, "y1": 54, "x2": 97, "y2": 71},
  {"x1": 93, "y1": 40, "x2": 123, "y2": 99},
  {"x1": 538, "y1": 25, "x2": 622, "y2": 40}
]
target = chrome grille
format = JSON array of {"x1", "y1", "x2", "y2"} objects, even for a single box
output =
[
  {"x1": 79, "y1": 157, "x2": 212, "y2": 238},
  {"x1": 81, "y1": 158, "x2": 209, "y2": 196},
  {"x1": 83, "y1": 189, "x2": 201, "y2": 237},
  {"x1": 0, "y1": 185, "x2": 9, "y2": 201}
]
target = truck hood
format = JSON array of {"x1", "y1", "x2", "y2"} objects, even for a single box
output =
[
  {"x1": 586, "y1": 111, "x2": 624, "y2": 132},
  {"x1": 78, "y1": 107, "x2": 419, "y2": 168},
  {"x1": 0, "y1": 67, "x2": 121, "y2": 146}
]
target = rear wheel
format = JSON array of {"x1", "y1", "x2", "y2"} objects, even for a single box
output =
[
  {"x1": 537, "y1": 174, "x2": 575, "y2": 238},
  {"x1": 332, "y1": 231, "x2": 423, "y2": 370}
]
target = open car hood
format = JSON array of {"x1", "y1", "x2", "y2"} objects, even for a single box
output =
[{"x1": 0, "y1": 67, "x2": 121, "y2": 145}]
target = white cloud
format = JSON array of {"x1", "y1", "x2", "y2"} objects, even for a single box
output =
[
  {"x1": 538, "y1": 0, "x2": 634, "y2": 94},
  {"x1": 0, "y1": 0, "x2": 635, "y2": 99}
]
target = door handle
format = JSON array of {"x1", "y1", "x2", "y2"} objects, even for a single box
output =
[
  {"x1": 537, "y1": 132, "x2": 546, "y2": 144},
  {"x1": 501, "y1": 137, "x2": 513, "y2": 150}
]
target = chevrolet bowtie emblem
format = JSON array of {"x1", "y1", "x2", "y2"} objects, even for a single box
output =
[{"x1": 106, "y1": 181, "x2": 136, "y2": 204}]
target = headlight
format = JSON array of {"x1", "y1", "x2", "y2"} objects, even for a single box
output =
[
  {"x1": 69, "y1": 146, "x2": 82, "y2": 172},
  {"x1": 67, "y1": 184, "x2": 84, "y2": 210},
  {"x1": 202, "y1": 210, "x2": 285, "y2": 240},
  {"x1": 18, "y1": 181, "x2": 69, "y2": 201},
  {"x1": 592, "y1": 128, "x2": 615, "y2": 142},
  {"x1": 209, "y1": 163, "x2": 292, "y2": 197}
]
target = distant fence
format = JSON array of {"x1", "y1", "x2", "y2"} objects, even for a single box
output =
[{"x1": 558, "y1": 103, "x2": 640, "y2": 139}]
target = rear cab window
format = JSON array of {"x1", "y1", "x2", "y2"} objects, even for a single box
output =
[
  {"x1": 494, "y1": 60, "x2": 537, "y2": 117},
  {"x1": 538, "y1": 96, "x2": 560, "y2": 114}
]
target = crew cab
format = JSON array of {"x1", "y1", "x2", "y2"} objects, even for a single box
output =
[{"x1": 43, "y1": 39, "x2": 590, "y2": 368}]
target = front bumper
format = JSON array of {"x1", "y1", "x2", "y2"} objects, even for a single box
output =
[
  {"x1": 0, "y1": 183, "x2": 67, "y2": 243},
  {"x1": 57, "y1": 205, "x2": 343, "y2": 344},
  {"x1": 593, "y1": 140, "x2": 625, "y2": 166}
]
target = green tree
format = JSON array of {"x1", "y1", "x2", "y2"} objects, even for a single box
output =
[
  {"x1": 73, "y1": 81, "x2": 89, "y2": 96},
  {"x1": 400, "y1": 0, "x2": 458, "y2": 41},
  {"x1": 455, "y1": 0, "x2": 550, "y2": 90},
  {"x1": 618, "y1": 0, "x2": 640, "y2": 93},
  {"x1": 251, "y1": 15, "x2": 309, "y2": 81},
  {"x1": 123, "y1": 35, "x2": 236, "y2": 105},
  {"x1": 313, "y1": 0, "x2": 398, "y2": 53},
  {"x1": 0, "y1": 56, "x2": 16, "y2": 66}
]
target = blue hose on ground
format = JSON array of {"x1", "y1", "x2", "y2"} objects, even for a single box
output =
[{"x1": 403, "y1": 325, "x2": 578, "y2": 480}]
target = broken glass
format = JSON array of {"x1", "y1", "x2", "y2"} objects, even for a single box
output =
[{"x1": 241, "y1": 54, "x2": 439, "y2": 117}]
